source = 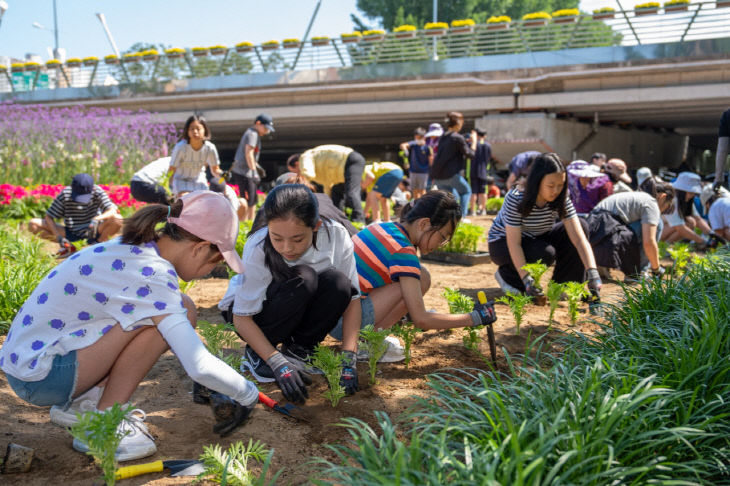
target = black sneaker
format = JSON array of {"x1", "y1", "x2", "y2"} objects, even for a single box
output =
[
  {"x1": 240, "y1": 345, "x2": 276, "y2": 383},
  {"x1": 281, "y1": 342, "x2": 324, "y2": 375}
]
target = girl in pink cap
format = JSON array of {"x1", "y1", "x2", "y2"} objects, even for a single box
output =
[{"x1": 0, "y1": 191, "x2": 257, "y2": 462}]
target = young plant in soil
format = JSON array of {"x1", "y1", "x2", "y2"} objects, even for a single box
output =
[
  {"x1": 495, "y1": 292, "x2": 532, "y2": 334},
  {"x1": 657, "y1": 240, "x2": 669, "y2": 259},
  {"x1": 563, "y1": 281, "x2": 589, "y2": 326},
  {"x1": 443, "y1": 288, "x2": 483, "y2": 351},
  {"x1": 547, "y1": 280, "x2": 566, "y2": 327},
  {"x1": 311, "y1": 345, "x2": 347, "y2": 407},
  {"x1": 198, "y1": 320, "x2": 241, "y2": 369},
  {"x1": 668, "y1": 242, "x2": 692, "y2": 275},
  {"x1": 178, "y1": 278, "x2": 197, "y2": 294},
  {"x1": 360, "y1": 324, "x2": 388, "y2": 385},
  {"x1": 440, "y1": 223, "x2": 484, "y2": 254},
  {"x1": 198, "y1": 438, "x2": 279, "y2": 485},
  {"x1": 70, "y1": 403, "x2": 132, "y2": 486},
  {"x1": 521, "y1": 260, "x2": 549, "y2": 292},
  {"x1": 390, "y1": 320, "x2": 422, "y2": 368}
]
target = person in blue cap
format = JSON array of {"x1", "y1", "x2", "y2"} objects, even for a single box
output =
[{"x1": 27, "y1": 173, "x2": 123, "y2": 256}]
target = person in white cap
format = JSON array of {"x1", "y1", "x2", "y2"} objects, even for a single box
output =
[
  {"x1": 701, "y1": 184, "x2": 730, "y2": 241},
  {"x1": 1, "y1": 191, "x2": 257, "y2": 461},
  {"x1": 661, "y1": 172, "x2": 713, "y2": 246}
]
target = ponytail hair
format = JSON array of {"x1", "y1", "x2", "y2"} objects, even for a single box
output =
[
  {"x1": 121, "y1": 200, "x2": 216, "y2": 250},
  {"x1": 250, "y1": 184, "x2": 327, "y2": 282},
  {"x1": 400, "y1": 190, "x2": 461, "y2": 241},
  {"x1": 444, "y1": 111, "x2": 464, "y2": 130},
  {"x1": 639, "y1": 178, "x2": 676, "y2": 214}
]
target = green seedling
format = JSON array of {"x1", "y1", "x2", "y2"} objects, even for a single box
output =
[
  {"x1": 668, "y1": 242, "x2": 692, "y2": 275},
  {"x1": 657, "y1": 240, "x2": 669, "y2": 259},
  {"x1": 178, "y1": 278, "x2": 197, "y2": 294},
  {"x1": 547, "y1": 280, "x2": 566, "y2": 327},
  {"x1": 197, "y1": 439, "x2": 278, "y2": 485},
  {"x1": 360, "y1": 325, "x2": 389, "y2": 385},
  {"x1": 311, "y1": 345, "x2": 347, "y2": 407},
  {"x1": 522, "y1": 260, "x2": 549, "y2": 291},
  {"x1": 391, "y1": 320, "x2": 422, "y2": 367},
  {"x1": 563, "y1": 281, "x2": 589, "y2": 326},
  {"x1": 70, "y1": 403, "x2": 132, "y2": 486},
  {"x1": 462, "y1": 324, "x2": 485, "y2": 352},
  {"x1": 441, "y1": 223, "x2": 484, "y2": 254},
  {"x1": 443, "y1": 287, "x2": 474, "y2": 314},
  {"x1": 495, "y1": 292, "x2": 532, "y2": 334},
  {"x1": 484, "y1": 196, "x2": 504, "y2": 213},
  {"x1": 198, "y1": 320, "x2": 241, "y2": 370}
]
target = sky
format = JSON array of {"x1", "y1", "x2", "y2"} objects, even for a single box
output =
[{"x1": 0, "y1": 0, "x2": 621, "y2": 62}]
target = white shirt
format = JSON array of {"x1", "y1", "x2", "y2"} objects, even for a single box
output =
[
  {"x1": 170, "y1": 140, "x2": 219, "y2": 182},
  {"x1": 132, "y1": 157, "x2": 171, "y2": 184},
  {"x1": 708, "y1": 197, "x2": 730, "y2": 231},
  {"x1": 231, "y1": 220, "x2": 359, "y2": 316},
  {"x1": 664, "y1": 196, "x2": 701, "y2": 227}
]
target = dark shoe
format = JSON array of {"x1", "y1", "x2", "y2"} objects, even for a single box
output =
[
  {"x1": 192, "y1": 382, "x2": 211, "y2": 404},
  {"x1": 240, "y1": 345, "x2": 275, "y2": 383},
  {"x1": 281, "y1": 342, "x2": 324, "y2": 375}
]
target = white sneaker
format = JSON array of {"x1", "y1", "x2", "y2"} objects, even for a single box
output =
[
  {"x1": 72, "y1": 408, "x2": 157, "y2": 462},
  {"x1": 495, "y1": 269, "x2": 521, "y2": 295},
  {"x1": 357, "y1": 335, "x2": 406, "y2": 363},
  {"x1": 50, "y1": 386, "x2": 104, "y2": 427}
]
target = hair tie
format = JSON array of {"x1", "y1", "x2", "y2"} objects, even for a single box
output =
[{"x1": 166, "y1": 205, "x2": 171, "y2": 220}]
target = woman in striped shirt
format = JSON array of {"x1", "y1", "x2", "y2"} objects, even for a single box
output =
[{"x1": 487, "y1": 153, "x2": 602, "y2": 303}]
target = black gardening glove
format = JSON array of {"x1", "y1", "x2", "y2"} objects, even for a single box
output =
[
  {"x1": 340, "y1": 350, "x2": 359, "y2": 396},
  {"x1": 470, "y1": 299, "x2": 497, "y2": 327},
  {"x1": 585, "y1": 268, "x2": 602, "y2": 302},
  {"x1": 266, "y1": 351, "x2": 312, "y2": 404},
  {"x1": 522, "y1": 274, "x2": 546, "y2": 305},
  {"x1": 209, "y1": 391, "x2": 255, "y2": 437}
]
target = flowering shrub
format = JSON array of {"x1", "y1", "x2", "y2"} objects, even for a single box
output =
[
  {"x1": 635, "y1": 1, "x2": 660, "y2": 8},
  {"x1": 393, "y1": 24, "x2": 416, "y2": 32},
  {"x1": 664, "y1": 0, "x2": 689, "y2": 5},
  {"x1": 82, "y1": 56, "x2": 99, "y2": 63},
  {"x1": 46, "y1": 59, "x2": 62, "y2": 67},
  {"x1": 552, "y1": 8, "x2": 580, "y2": 17},
  {"x1": 262, "y1": 40, "x2": 280, "y2": 46},
  {"x1": 451, "y1": 19, "x2": 476, "y2": 27},
  {"x1": 522, "y1": 12, "x2": 552, "y2": 20},
  {"x1": 24, "y1": 62, "x2": 41, "y2": 71},
  {"x1": 487, "y1": 15, "x2": 512, "y2": 23},
  {"x1": 424, "y1": 22, "x2": 449, "y2": 30},
  {"x1": 340, "y1": 32, "x2": 362, "y2": 38},
  {"x1": 363, "y1": 30, "x2": 385, "y2": 36},
  {"x1": 283, "y1": 38, "x2": 301, "y2": 44},
  {"x1": 66, "y1": 57, "x2": 82, "y2": 65},
  {"x1": 103, "y1": 55, "x2": 118, "y2": 63},
  {"x1": 0, "y1": 102, "x2": 178, "y2": 185},
  {"x1": 311, "y1": 36, "x2": 330, "y2": 41},
  {"x1": 593, "y1": 6, "x2": 616, "y2": 13},
  {"x1": 165, "y1": 47, "x2": 186, "y2": 55}
]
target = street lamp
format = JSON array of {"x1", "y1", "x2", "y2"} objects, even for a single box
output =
[
  {"x1": 512, "y1": 83, "x2": 522, "y2": 112},
  {"x1": 32, "y1": 0, "x2": 61, "y2": 59}
]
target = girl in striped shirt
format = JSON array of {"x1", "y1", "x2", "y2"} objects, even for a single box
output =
[{"x1": 487, "y1": 153, "x2": 602, "y2": 302}]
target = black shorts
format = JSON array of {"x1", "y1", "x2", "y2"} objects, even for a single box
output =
[
  {"x1": 470, "y1": 177, "x2": 487, "y2": 194},
  {"x1": 130, "y1": 180, "x2": 169, "y2": 205},
  {"x1": 231, "y1": 172, "x2": 258, "y2": 207}
]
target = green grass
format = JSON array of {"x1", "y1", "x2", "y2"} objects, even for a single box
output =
[{"x1": 311, "y1": 254, "x2": 730, "y2": 484}]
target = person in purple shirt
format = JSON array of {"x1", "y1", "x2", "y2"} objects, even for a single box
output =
[{"x1": 506, "y1": 151, "x2": 540, "y2": 190}]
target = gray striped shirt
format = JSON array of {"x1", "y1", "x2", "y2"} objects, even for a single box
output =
[{"x1": 488, "y1": 189, "x2": 576, "y2": 242}]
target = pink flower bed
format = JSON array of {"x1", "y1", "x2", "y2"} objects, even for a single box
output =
[{"x1": 0, "y1": 183, "x2": 143, "y2": 209}]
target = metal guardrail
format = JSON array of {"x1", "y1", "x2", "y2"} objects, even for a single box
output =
[{"x1": 1, "y1": 2, "x2": 728, "y2": 94}]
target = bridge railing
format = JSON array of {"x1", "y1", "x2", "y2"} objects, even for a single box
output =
[{"x1": 1, "y1": 1, "x2": 728, "y2": 94}]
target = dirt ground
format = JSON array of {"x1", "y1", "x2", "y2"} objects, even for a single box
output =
[{"x1": 0, "y1": 214, "x2": 628, "y2": 485}]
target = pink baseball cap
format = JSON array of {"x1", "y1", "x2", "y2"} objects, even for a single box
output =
[{"x1": 167, "y1": 191, "x2": 245, "y2": 274}]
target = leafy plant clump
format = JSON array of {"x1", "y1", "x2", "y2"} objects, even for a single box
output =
[
  {"x1": 521, "y1": 260, "x2": 549, "y2": 291},
  {"x1": 496, "y1": 292, "x2": 532, "y2": 334},
  {"x1": 70, "y1": 403, "x2": 132, "y2": 486},
  {"x1": 311, "y1": 345, "x2": 347, "y2": 407},
  {"x1": 197, "y1": 439, "x2": 279, "y2": 485},
  {"x1": 442, "y1": 287, "x2": 473, "y2": 314},
  {"x1": 546, "y1": 280, "x2": 566, "y2": 326},
  {"x1": 668, "y1": 242, "x2": 691, "y2": 275},
  {"x1": 440, "y1": 223, "x2": 484, "y2": 254},
  {"x1": 563, "y1": 281, "x2": 589, "y2": 325},
  {"x1": 198, "y1": 320, "x2": 241, "y2": 369},
  {"x1": 390, "y1": 320, "x2": 422, "y2": 368},
  {"x1": 484, "y1": 196, "x2": 504, "y2": 213},
  {"x1": 359, "y1": 325, "x2": 388, "y2": 385}
]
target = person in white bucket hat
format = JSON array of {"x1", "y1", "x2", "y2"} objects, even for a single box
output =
[
  {"x1": 661, "y1": 172, "x2": 713, "y2": 246},
  {"x1": 701, "y1": 184, "x2": 730, "y2": 242}
]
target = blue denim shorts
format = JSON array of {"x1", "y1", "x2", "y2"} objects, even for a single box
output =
[
  {"x1": 6, "y1": 351, "x2": 78, "y2": 407},
  {"x1": 329, "y1": 296, "x2": 375, "y2": 340},
  {"x1": 373, "y1": 169, "x2": 404, "y2": 198}
]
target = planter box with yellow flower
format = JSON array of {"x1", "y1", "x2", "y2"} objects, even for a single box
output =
[
  {"x1": 552, "y1": 8, "x2": 580, "y2": 23},
  {"x1": 0, "y1": 64, "x2": 7, "y2": 73},
  {"x1": 486, "y1": 16, "x2": 512, "y2": 30},
  {"x1": 340, "y1": 32, "x2": 362, "y2": 44},
  {"x1": 592, "y1": 7, "x2": 616, "y2": 19},
  {"x1": 209, "y1": 45, "x2": 227, "y2": 55},
  {"x1": 122, "y1": 53, "x2": 142, "y2": 64},
  {"x1": 66, "y1": 58, "x2": 82, "y2": 68},
  {"x1": 10, "y1": 63, "x2": 25, "y2": 73},
  {"x1": 718, "y1": 0, "x2": 730, "y2": 8},
  {"x1": 362, "y1": 30, "x2": 385, "y2": 42},
  {"x1": 165, "y1": 47, "x2": 186, "y2": 59},
  {"x1": 450, "y1": 19, "x2": 475, "y2": 34},
  {"x1": 663, "y1": 0, "x2": 689, "y2": 12},
  {"x1": 191, "y1": 47, "x2": 209, "y2": 57},
  {"x1": 141, "y1": 49, "x2": 159, "y2": 62},
  {"x1": 393, "y1": 25, "x2": 416, "y2": 39},
  {"x1": 424, "y1": 22, "x2": 449, "y2": 36},
  {"x1": 522, "y1": 12, "x2": 551, "y2": 27},
  {"x1": 45, "y1": 59, "x2": 63, "y2": 69},
  {"x1": 104, "y1": 54, "x2": 119, "y2": 65},
  {"x1": 234, "y1": 42, "x2": 254, "y2": 53},
  {"x1": 634, "y1": 2, "x2": 660, "y2": 15},
  {"x1": 311, "y1": 36, "x2": 330, "y2": 46},
  {"x1": 283, "y1": 38, "x2": 301, "y2": 49},
  {"x1": 82, "y1": 56, "x2": 99, "y2": 67},
  {"x1": 262, "y1": 40, "x2": 279, "y2": 51},
  {"x1": 24, "y1": 62, "x2": 41, "y2": 72}
]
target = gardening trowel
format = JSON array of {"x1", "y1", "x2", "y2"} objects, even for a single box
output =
[
  {"x1": 259, "y1": 391, "x2": 312, "y2": 422},
  {"x1": 114, "y1": 459, "x2": 204, "y2": 480},
  {"x1": 477, "y1": 291, "x2": 498, "y2": 367}
]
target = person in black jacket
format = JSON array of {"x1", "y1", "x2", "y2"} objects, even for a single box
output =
[{"x1": 431, "y1": 112, "x2": 476, "y2": 218}]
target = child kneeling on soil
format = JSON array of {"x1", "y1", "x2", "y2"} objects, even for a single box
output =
[
  {"x1": 361, "y1": 162, "x2": 404, "y2": 223},
  {"x1": 488, "y1": 153, "x2": 603, "y2": 303},
  {"x1": 0, "y1": 191, "x2": 258, "y2": 461},
  {"x1": 220, "y1": 184, "x2": 362, "y2": 403},
  {"x1": 330, "y1": 190, "x2": 497, "y2": 348}
]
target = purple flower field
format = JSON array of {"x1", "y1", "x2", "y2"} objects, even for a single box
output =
[{"x1": 0, "y1": 102, "x2": 178, "y2": 185}]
